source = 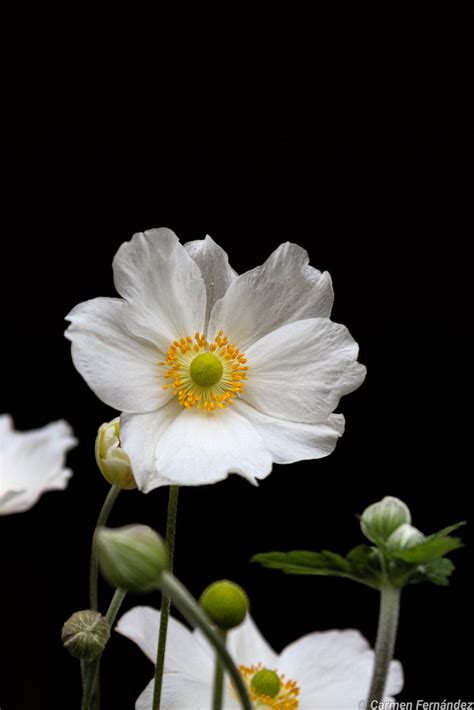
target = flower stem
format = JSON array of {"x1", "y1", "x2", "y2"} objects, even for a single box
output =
[
  {"x1": 160, "y1": 572, "x2": 252, "y2": 710},
  {"x1": 212, "y1": 628, "x2": 228, "y2": 710},
  {"x1": 152, "y1": 485, "x2": 179, "y2": 710},
  {"x1": 90, "y1": 485, "x2": 121, "y2": 611},
  {"x1": 367, "y1": 584, "x2": 401, "y2": 704},
  {"x1": 81, "y1": 588, "x2": 127, "y2": 710}
]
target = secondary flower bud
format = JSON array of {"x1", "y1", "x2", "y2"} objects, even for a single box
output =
[
  {"x1": 96, "y1": 525, "x2": 167, "y2": 593},
  {"x1": 360, "y1": 496, "x2": 411, "y2": 543},
  {"x1": 199, "y1": 579, "x2": 249, "y2": 629},
  {"x1": 61, "y1": 610, "x2": 110, "y2": 659},
  {"x1": 95, "y1": 418, "x2": 137, "y2": 490},
  {"x1": 386, "y1": 523, "x2": 425, "y2": 552}
]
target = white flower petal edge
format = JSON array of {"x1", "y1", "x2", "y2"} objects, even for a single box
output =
[
  {"x1": 237, "y1": 402, "x2": 345, "y2": 464},
  {"x1": 117, "y1": 607, "x2": 403, "y2": 710},
  {"x1": 0, "y1": 415, "x2": 77, "y2": 515},
  {"x1": 243, "y1": 318, "x2": 367, "y2": 423},
  {"x1": 113, "y1": 228, "x2": 207, "y2": 351},
  {"x1": 184, "y1": 235, "x2": 238, "y2": 329},
  {"x1": 66, "y1": 298, "x2": 170, "y2": 414},
  {"x1": 208, "y1": 242, "x2": 334, "y2": 351},
  {"x1": 153, "y1": 407, "x2": 273, "y2": 486}
]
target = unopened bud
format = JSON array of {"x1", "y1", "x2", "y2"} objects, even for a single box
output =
[
  {"x1": 361, "y1": 496, "x2": 411, "y2": 543},
  {"x1": 386, "y1": 523, "x2": 425, "y2": 552},
  {"x1": 199, "y1": 579, "x2": 249, "y2": 629},
  {"x1": 95, "y1": 418, "x2": 137, "y2": 490},
  {"x1": 62, "y1": 610, "x2": 110, "y2": 659},
  {"x1": 96, "y1": 525, "x2": 167, "y2": 593}
]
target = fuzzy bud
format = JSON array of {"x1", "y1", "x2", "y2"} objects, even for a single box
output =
[
  {"x1": 96, "y1": 525, "x2": 167, "y2": 594},
  {"x1": 95, "y1": 418, "x2": 137, "y2": 490},
  {"x1": 360, "y1": 496, "x2": 411, "y2": 543},
  {"x1": 61, "y1": 610, "x2": 110, "y2": 659},
  {"x1": 199, "y1": 579, "x2": 249, "y2": 630}
]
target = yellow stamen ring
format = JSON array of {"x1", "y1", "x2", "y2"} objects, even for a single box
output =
[
  {"x1": 160, "y1": 330, "x2": 249, "y2": 412},
  {"x1": 239, "y1": 664, "x2": 300, "y2": 709}
]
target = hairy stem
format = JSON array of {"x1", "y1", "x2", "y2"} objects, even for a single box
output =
[{"x1": 367, "y1": 584, "x2": 401, "y2": 704}]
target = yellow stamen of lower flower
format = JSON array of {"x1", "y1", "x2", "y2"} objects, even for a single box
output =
[
  {"x1": 159, "y1": 330, "x2": 249, "y2": 412},
  {"x1": 239, "y1": 664, "x2": 300, "y2": 709}
]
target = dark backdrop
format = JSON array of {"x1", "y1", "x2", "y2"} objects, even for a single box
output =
[{"x1": 1, "y1": 96, "x2": 469, "y2": 709}]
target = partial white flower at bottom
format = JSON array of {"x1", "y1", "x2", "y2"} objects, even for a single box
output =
[
  {"x1": 0, "y1": 415, "x2": 77, "y2": 515},
  {"x1": 117, "y1": 607, "x2": 403, "y2": 709}
]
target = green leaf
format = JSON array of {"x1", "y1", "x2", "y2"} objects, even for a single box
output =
[
  {"x1": 424, "y1": 521, "x2": 466, "y2": 541},
  {"x1": 393, "y1": 536, "x2": 463, "y2": 564},
  {"x1": 409, "y1": 558, "x2": 456, "y2": 586}
]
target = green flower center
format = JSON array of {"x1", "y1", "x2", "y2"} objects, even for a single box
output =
[
  {"x1": 189, "y1": 353, "x2": 224, "y2": 387},
  {"x1": 250, "y1": 669, "x2": 281, "y2": 699}
]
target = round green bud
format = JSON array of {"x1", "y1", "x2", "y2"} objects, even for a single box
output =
[
  {"x1": 190, "y1": 353, "x2": 223, "y2": 387},
  {"x1": 386, "y1": 523, "x2": 425, "y2": 552},
  {"x1": 199, "y1": 579, "x2": 249, "y2": 629},
  {"x1": 95, "y1": 418, "x2": 137, "y2": 490},
  {"x1": 360, "y1": 496, "x2": 412, "y2": 543},
  {"x1": 61, "y1": 610, "x2": 110, "y2": 660},
  {"x1": 96, "y1": 525, "x2": 167, "y2": 594},
  {"x1": 250, "y1": 668, "x2": 281, "y2": 699}
]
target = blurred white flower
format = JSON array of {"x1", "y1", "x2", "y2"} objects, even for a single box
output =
[
  {"x1": 117, "y1": 606, "x2": 403, "y2": 709},
  {"x1": 66, "y1": 228, "x2": 366, "y2": 491},
  {"x1": 0, "y1": 415, "x2": 77, "y2": 515}
]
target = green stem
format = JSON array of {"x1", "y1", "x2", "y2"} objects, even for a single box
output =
[
  {"x1": 367, "y1": 584, "x2": 401, "y2": 704},
  {"x1": 212, "y1": 628, "x2": 228, "y2": 710},
  {"x1": 160, "y1": 572, "x2": 252, "y2": 710},
  {"x1": 152, "y1": 485, "x2": 179, "y2": 710},
  {"x1": 81, "y1": 588, "x2": 127, "y2": 710},
  {"x1": 90, "y1": 485, "x2": 121, "y2": 611}
]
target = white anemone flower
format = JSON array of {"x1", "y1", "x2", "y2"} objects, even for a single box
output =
[
  {"x1": 66, "y1": 229, "x2": 366, "y2": 491},
  {"x1": 117, "y1": 606, "x2": 403, "y2": 709},
  {"x1": 0, "y1": 415, "x2": 77, "y2": 515}
]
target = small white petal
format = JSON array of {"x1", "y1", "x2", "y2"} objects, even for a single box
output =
[
  {"x1": 116, "y1": 606, "x2": 213, "y2": 680},
  {"x1": 184, "y1": 235, "x2": 237, "y2": 329},
  {"x1": 237, "y1": 401, "x2": 345, "y2": 463},
  {"x1": 113, "y1": 228, "x2": 206, "y2": 350},
  {"x1": 154, "y1": 407, "x2": 273, "y2": 486},
  {"x1": 209, "y1": 242, "x2": 334, "y2": 350},
  {"x1": 0, "y1": 418, "x2": 77, "y2": 515},
  {"x1": 120, "y1": 403, "x2": 182, "y2": 492},
  {"x1": 244, "y1": 318, "x2": 366, "y2": 423},
  {"x1": 66, "y1": 297, "x2": 169, "y2": 413}
]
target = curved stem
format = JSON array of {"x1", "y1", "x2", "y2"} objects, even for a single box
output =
[
  {"x1": 160, "y1": 572, "x2": 252, "y2": 710},
  {"x1": 367, "y1": 584, "x2": 401, "y2": 704},
  {"x1": 152, "y1": 485, "x2": 179, "y2": 710},
  {"x1": 81, "y1": 588, "x2": 127, "y2": 710},
  {"x1": 212, "y1": 628, "x2": 228, "y2": 710},
  {"x1": 90, "y1": 485, "x2": 121, "y2": 611}
]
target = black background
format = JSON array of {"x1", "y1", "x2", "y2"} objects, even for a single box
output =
[{"x1": 1, "y1": 85, "x2": 469, "y2": 710}]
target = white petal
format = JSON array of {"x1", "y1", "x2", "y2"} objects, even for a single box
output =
[
  {"x1": 226, "y1": 615, "x2": 278, "y2": 669},
  {"x1": 237, "y1": 401, "x2": 345, "y2": 463},
  {"x1": 120, "y1": 402, "x2": 182, "y2": 492},
  {"x1": 113, "y1": 228, "x2": 206, "y2": 350},
  {"x1": 66, "y1": 297, "x2": 169, "y2": 413},
  {"x1": 154, "y1": 407, "x2": 273, "y2": 486},
  {"x1": 278, "y1": 629, "x2": 403, "y2": 707},
  {"x1": 244, "y1": 318, "x2": 366, "y2": 423},
  {"x1": 0, "y1": 418, "x2": 77, "y2": 515},
  {"x1": 208, "y1": 242, "x2": 333, "y2": 351},
  {"x1": 184, "y1": 235, "x2": 237, "y2": 329},
  {"x1": 135, "y1": 677, "x2": 241, "y2": 710},
  {"x1": 385, "y1": 659, "x2": 404, "y2": 697},
  {"x1": 116, "y1": 606, "x2": 213, "y2": 680}
]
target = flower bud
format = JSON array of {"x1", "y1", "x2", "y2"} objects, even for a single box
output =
[
  {"x1": 95, "y1": 418, "x2": 137, "y2": 490},
  {"x1": 386, "y1": 523, "x2": 425, "y2": 552},
  {"x1": 360, "y1": 496, "x2": 411, "y2": 543},
  {"x1": 96, "y1": 525, "x2": 167, "y2": 593},
  {"x1": 61, "y1": 610, "x2": 110, "y2": 660},
  {"x1": 199, "y1": 579, "x2": 249, "y2": 629}
]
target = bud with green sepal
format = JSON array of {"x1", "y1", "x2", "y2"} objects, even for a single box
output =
[
  {"x1": 96, "y1": 524, "x2": 168, "y2": 594},
  {"x1": 95, "y1": 417, "x2": 137, "y2": 490},
  {"x1": 360, "y1": 496, "x2": 412, "y2": 544},
  {"x1": 62, "y1": 609, "x2": 110, "y2": 660}
]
